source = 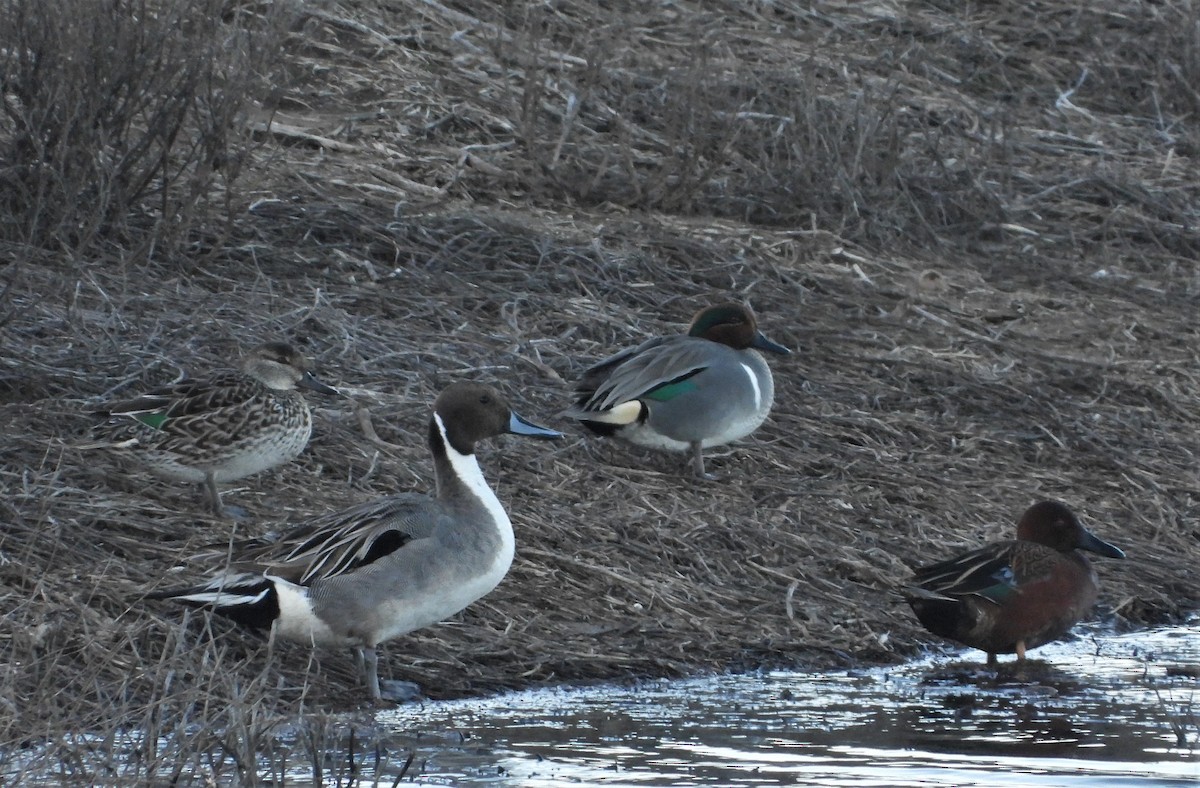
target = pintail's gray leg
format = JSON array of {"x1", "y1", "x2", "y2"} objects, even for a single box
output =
[
  {"x1": 362, "y1": 646, "x2": 382, "y2": 702},
  {"x1": 360, "y1": 645, "x2": 421, "y2": 703}
]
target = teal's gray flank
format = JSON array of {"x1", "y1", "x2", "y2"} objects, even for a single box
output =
[{"x1": 568, "y1": 302, "x2": 790, "y2": 477}]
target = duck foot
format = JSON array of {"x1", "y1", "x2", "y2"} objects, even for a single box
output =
[
  {"x1": 205, "y1": 475, "x2": 250, "y2": 520},
  {"x1": 378, "y1": 680, "x2": 424, "y2": 704},
  {"x1": 216, "y1": 504, "x2": 252, "y2": 521}
]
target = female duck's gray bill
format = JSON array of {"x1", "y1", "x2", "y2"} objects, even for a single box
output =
[
  {"x1": 508, "y1": 412, "x2": 563, "y2": 439},
  {"x1": 1079, "y1": 528, "x2": 1125, "y2": 559},
  {"x1": 298, "y1": 372, "x2": 341, "y2": 396},
  {"x1": 752, "y1": 331, "x2": 791, "y2": 355}
]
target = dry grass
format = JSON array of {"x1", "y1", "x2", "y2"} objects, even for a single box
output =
[
  {"x1": 0, "y1": 0, "x2": 290, "y2": 259},
  {"x1": 1, "y1": 0, "x2": 1198, "y2": 782}
]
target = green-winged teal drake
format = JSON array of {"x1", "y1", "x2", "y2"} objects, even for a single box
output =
[
  {"x1": 92, "y1": 341, "x2": 338, "y2": 518},
  {"x1": 147, "y1": 382, "x2": 562, "y2": 702},
  {"x1": 566, "y1": 302, "x2": 789, "y2": 477},
  {"x1": 901, "y1": 500, "x2": 1125, "y2": 664}
]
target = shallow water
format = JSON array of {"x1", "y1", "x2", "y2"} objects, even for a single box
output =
[{"x1": 377, "y1": 623, "x2": 1199, "y2": 787}]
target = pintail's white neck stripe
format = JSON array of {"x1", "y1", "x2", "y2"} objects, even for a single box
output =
[
  {"x1": 740, "y1": 362, "x2": 762, "y2": 409},
  {"x1": 433, "y1": 413, "x2": 511, "y2": 531}
]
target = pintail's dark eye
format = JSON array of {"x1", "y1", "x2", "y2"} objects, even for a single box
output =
[{"x1": 479, "y1": 394, "x2": 492, "y2": 405}]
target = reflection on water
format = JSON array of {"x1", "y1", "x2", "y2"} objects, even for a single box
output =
[{"x1": 378, "y1": 623, "x2": 1199, "y2": 787}]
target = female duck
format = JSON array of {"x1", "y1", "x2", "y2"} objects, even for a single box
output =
[
  {"x1": 148, "y1": 382, "x2": 561, "y2": 702},
  {"x1": 91, "y1": 341, "x2": 338, "y2": 518},
  {"x1": 901, "y1": 500, "x2": 1125, "y2": 664},
  {"x1": 567, "y1": 302, "x2": 789, "y2": 477}
]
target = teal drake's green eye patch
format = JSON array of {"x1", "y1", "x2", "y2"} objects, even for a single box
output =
[
  {"x1": 644, "y1": 379, "x2": 698, "y2": 402},
  {"x1": 135, "y1": 411, "x2": 169, "y2": 430}
]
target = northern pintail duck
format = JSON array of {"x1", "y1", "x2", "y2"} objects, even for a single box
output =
[
  {"x1": 91, "y1": 341, "x2": 338, "y2": 518},
  {"x1": 566, "y1": 302, "x2": 789, "y2": 477},
  {"x1": 901, "y1": 500, "x2": 1125, "y2": 665},
  {"x1": 147, "y1": 382, "x2": 562, "y2": 702}
]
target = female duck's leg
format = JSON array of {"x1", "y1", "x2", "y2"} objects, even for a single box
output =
[{"x1": 204, "y1": 470, "x2": 224, "y2": 516}]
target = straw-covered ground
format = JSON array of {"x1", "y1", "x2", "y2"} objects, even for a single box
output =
[{"x1": 2, "y1": 0, "x2": 1198, "y2": 780}]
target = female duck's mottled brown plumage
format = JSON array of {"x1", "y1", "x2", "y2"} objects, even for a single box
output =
[
  {"x1": 901, "y1": 500, "x2": 1125, "y2": 664},
  {"x1": 92, "y1": 342, "x2": 338, "y2": 517}
]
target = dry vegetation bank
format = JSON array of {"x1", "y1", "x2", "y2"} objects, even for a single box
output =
[{"x1": 1, "y1": 0, "x2": 1198, "y2": 778}]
